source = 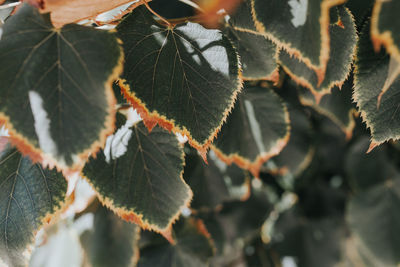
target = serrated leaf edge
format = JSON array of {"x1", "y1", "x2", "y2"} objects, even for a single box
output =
[
  {"x1": 80, "y1": 143, "x2": 193, "y2": 239},
  {"x1": 278, "y1": 7, "x2": 357, "y2": 103},
  {"x1": 251, "y1": 0, "x2": 347, "y2": 85},
  {"x1": 0, "y1": 33, "x2": 124, "y2": 175},
  {"x1": 210, "y1": 104, "x2": 291, "y2": 178},
  {"x1": 371, "y1": 0, "x2": 400, "y2": 63}
]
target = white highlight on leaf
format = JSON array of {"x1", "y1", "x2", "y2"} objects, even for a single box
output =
[
  {"x1": 176, "y1": 133, "x2": 188, "y2": 143},
  {"x1": 181, "y1": 206, "x2": 192, "y2": 217},
  {"x1": 28, "y1": 91, "x2": 59, "y2": 158},
  {"x1": 178, "y1": 23, "x2": 230, "y2": 77},
  {"x1": 244, "y1": 100, "x2": 266, "y2": 153},
  {"x1": 0, "y1": 125, "x2": 9, "y2": 137},
  {"x1": 282, "y1": 256, "x2": 298, "y2": 267},
  {"x1": 104, "y1": 108, "x2": 141, "y2": 163},
  {"x1": 288, "y1": 0, "x2": 308, "y2": 27}
]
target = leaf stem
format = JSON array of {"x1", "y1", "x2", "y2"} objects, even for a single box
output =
[{"x1": 141, "y1": 0, "x2": 171, "y2": 27}]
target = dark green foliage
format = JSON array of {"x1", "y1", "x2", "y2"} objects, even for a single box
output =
[
  {"x1": 0, "y1": 138, "x2": 67, "y2": 266},
  {"x1": 1, "y1": 0, "x2": 400, "y2": 266}
]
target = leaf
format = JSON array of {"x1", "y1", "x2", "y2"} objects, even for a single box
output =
[
  {"x1": 0, "y1": 137, "x2": 67, "y2": 266},
  {"x1": 347, "y1": 178, "x2": 400, "y2": 267},
  {"x1": 117, "y1": 6, "x2": 241, "y2": 157},
  {"x1": 82, "y1": 114, "x2": 192, "y2": 234},
  {"x1": 0, "y1": 4, "x2": 123, "y2": 171},
  {"x1": 345, "y1": 137, "x2": 398, "y2": 193},
  {"x1": 138, "y1": 218, "x2": 214, "y2": 267},
  {"x1": 298, "y1": 79, "x2": 357, "y2": 139},
  {"x1": 272, "y1": 209, "x2": 346, "y2": 267},
  {"x1": 211, "y1": 84, "x2": 290, "y2": 177},
  {"x1": 183, "y1": 148, "x2": 250, "y2": 211},
  {"x1": 80, "y1": 205, "x2": 140, "y2": 267},
  {"x1": 278, "y1": 6, "x2": 357, "y2": 101},
  {"x1": 371, "y1": 0, "x2": 400, "y2": 63},
  {"x1": 251, "y1": 0, "x2": 346, "y2": 84},
  {"x1": 223, "y1": 0, "x2": 279, "y2": 81},
  {"x1": 266, "y1": 108, "x2": 314, "y2": 177},
  {"x1": 24, "y1": 0, "x2": 148, "y2": 28},
  {"x1": 353, "y1": 20, "x2": 400, "y2": 150}
]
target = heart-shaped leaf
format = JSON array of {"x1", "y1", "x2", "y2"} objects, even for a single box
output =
[
  {"x1": 225, "y1": 0, "x2": 278, "y2": 81},
  {"x1": 117, "y1": 6, "x2": 241, "y2": 157},
  {"x1": 0, "y1": 137, "x2": 67, "y2": 266},
  {"x1": 251, "y1": 0, "x2": 346, "y2": 83},
  {"x1": 212, "y1": 84, "x2": 290, "y2": 177},
  {"x1": 0, "y1": 4, "x2": 123, "y2": 171},
  {"x1": 278, "y1": 6, "x2": 357, "y2": 101},
  {"x1": 82, "y1": 114, "x2": 192, "y2": 234}
]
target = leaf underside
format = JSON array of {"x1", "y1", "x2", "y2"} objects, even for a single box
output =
[
  {"x1": 0, "y1": 4, "x2": 122, "y2": 170},
  {"x1": 279, "y1": 7, "x2": 357, "y2": 99},
  {"x1": 82, "y1": 117, "x2": 191, "y2": 232},
  {"x1": 0, "y1": 139, "x2": 67, "y2": 266},
  {"x1": 117, "y1": 6, "x2": 241, "y2": 151}
]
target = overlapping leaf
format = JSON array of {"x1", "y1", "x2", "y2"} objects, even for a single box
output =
[
  {"x1": 212, "y1": 84, "x2": 290, "y2": 177},
  {"x1": 138, "y1": 218, "x2": 214, "y2": 267},
  {"x1": 0, "y1": 4, "x2": 122, "y2": 171},
  {"x1": 347, "y1": 178, "x2": 400, "y2": 267},
  {"x1": 224, "y1": 0, "x2": 278, "y2": 81},
  {"x1": 24, "y1": 0, "x2": 146, "y2": 27},
  {"x1": 0, "y1": 138, "x2": 67, "y2": 266},
  {"x1": 184, "y1": 148, "x2": 250, "y2": 211},
  {"x1": 371, "y1": 0, "x2": 400, "y2": 63},
  {"x1": 298, "y1": 79, "x2": 357, "y2": 139},
  {"x1": 82, "y1": 114, "x2": 192, "y2": 234},
  {"x1": 353, "y1": 20, "x2": 400, "y2": 150},
  {"x1": 117, "y1": 6, "x2": 241, "y2": 157},
  {"x1": 80, "y1": 206, "x2": 140, "y2": 267},
  {"x1": 251, "y1": 0, "x2": 346, "y2": 83},
  {"x1": 266, "y1": 109, "x2": 314, "y2": 177},
  {"x1": 279, "y1": 6, "x2": 357, "y2": 101}
]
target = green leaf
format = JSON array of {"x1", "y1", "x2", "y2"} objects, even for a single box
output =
[
  {"x1": 0, "y1": 4, "x2": 122, "y2": 171},
  {"x1": 278, "y1": 6, "x2": 357, "y2": 101},
  {"x1": 80, "y1": 205, "x2": 140, "y2": 267},
  {"x1": 138, "y1": 218, "x2": 214, "y2": 267},
  {"x1": 267, "y1": 108, "x2": 314, "y2": 177},
  {"x1": 183, "y1": 148, "x2": 250, "y2": 211},
  {"x1": 224, "y1": 0, "x2": 278, "y2": 81},
  {"x1": 371, "y1": 0, "x2": 400, "y2": 63},
  {"x1": 0, "y1": 138, "x2": 67, "y2": 266},
  {"x1": 116, "y1": 6, "x2": 241, "y2": 155},
  {"x1": 298, "y1": 79, "x2": 357, "y2": 139},
  {"x1": 345, "y1": 137, "x2": 398, "y2": 193},
  {"x1": 82, "y1": 114, "x2": 192, "y2": 233},
  {"x1": 251, "y1": 0, "x2": 346, "y2": 83},
  {"x1": 211, "y1": 84, "x2": 290, "y2": 177},
  {"x1": 347, "y1": 178, "x2": 400, "y2": 266},
  {"x1": 353, "y1": 20, "x2": 400, "y2": 150}
]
